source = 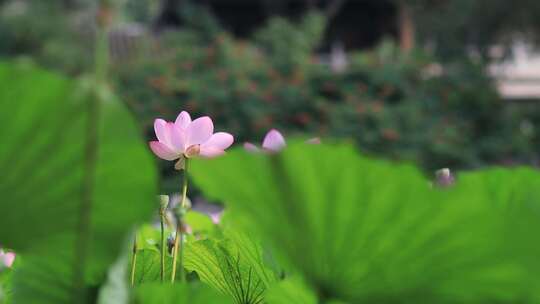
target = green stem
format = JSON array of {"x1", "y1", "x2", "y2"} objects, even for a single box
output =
[
  {"x1": 130, "y1": 236, "x2": 138, "y2": 287},
  {"x1": 160, "y1": 208, "x2": 166, "y2": 283},
  {"x1": 178, "y1": 228, "x2": 186, "y2": 282},
  {"x1": 170, "y1": 222, "x2": 180, "y2": 283},
  {"x1": 94, "y1": 25, "x2": 109, "y2": 85},
  {"x1": 171, "y1": 158, "x2": 189, "y2": 283}
]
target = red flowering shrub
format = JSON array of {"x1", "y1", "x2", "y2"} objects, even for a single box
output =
[{"x1": 114, "y1": 12, "x2": 528, "y2": 183}]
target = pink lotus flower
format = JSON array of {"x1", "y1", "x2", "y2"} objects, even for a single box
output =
[
  {"x1": 209, "y1": 212, "x2": 223, "y2": 225},
  {"x1": 244, "y1": 129, "x2": 320, "y2": 153},
  {"x1": 0, "y1": 249, "x2": 15, "y2": 268},
  {"x1": 244, "y1": 129, "x2": 286, "y2": 153},
  {"x1": 149, "y1": 111, "x2": 234, "y2": 168}
]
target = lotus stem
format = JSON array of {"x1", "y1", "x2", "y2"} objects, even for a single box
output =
[
  {"x1": 170, "y1": 221, "x2": 181, "y2": 283},
  {"x1": 160, "y1": 207, "x2": 166, "y2": 282},
  {"x1": 171, "y1": 158, "x2": 189, "y2": 283},
  {"x1": 130, "y1": 236, "x2": 138, "y2": 286}
]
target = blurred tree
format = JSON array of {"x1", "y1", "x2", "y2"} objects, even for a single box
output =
[
  {"x1": 289, "y1": 0, "x2": 540, "y2": 61},
  {"x1": 123, "y1": 0, "x2": 159, "y2": 23},
  {"x1": 0, "y1": 0, "x2": 95, "y2": 73},
  {"x1": 254, "y1": 11, "x2": 327, "y2": 73},
  {"x1": 406, "y1": 0, "x2": 540, "y2": 61}
]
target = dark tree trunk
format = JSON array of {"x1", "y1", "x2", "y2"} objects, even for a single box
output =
[{"x1": 398, "y1": 0, "x2": 415, "y2": 51}]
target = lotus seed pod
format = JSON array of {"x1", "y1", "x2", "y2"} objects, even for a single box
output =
[{"x1": 159, "y1": 195, "x2": 169, "y2": 211}]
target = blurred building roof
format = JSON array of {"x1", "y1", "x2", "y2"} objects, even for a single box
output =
[{"x1": 490, "y1": 42, "x2": 540, "y2": 100}]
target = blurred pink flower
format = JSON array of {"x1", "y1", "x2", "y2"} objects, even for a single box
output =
[
  {"x1": 149, "y1": 111, "x2": 234, "y2": 164},
  {"x1": 244, "y1": 129, "x2": 286, "y2": 153},
  {"x1": 209, "y1": 211, "x2": 223, "y2": 224},
  {"x1": 0, "y1": 249, "x2": 15, "y2": 268},
  {"x1": 305, "y1": 137, "x2": 321, "y2": 144},
  {"x1": 244, "y1": 129, "x2": 319, "y2": 153}
]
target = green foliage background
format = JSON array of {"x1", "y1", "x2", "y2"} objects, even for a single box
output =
[
  {"x1": 112, "y1": 7, "x2": 538, "y2": 188},
  {"x1": 1, "y1": 0, "x2": 539, "y2": 181}
]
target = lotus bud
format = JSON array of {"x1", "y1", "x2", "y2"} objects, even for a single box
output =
[
  {"x1": 158, "y1": 195, "x2": 169, "y2": 215},
  {"x1": 435, "y1": 168, "x2": 454, "y2": 187}
]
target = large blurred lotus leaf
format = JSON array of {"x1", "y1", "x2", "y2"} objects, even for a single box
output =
[
  {"x1": 265, "y1": 276, "x2": 317, "y2": 304},
  {"x1": 132, "y1": 282, "x2": 234, "y2": 304},
  {"x1": 135, "y1": 224, "x2": 161, "y2": 252},
  {"x1": 97, "y1": 254, "x2": 129, "y2": 304},
  {"x1": 184, "y1": 228, "x2": 277, "y2": 304},
  {"x1": 0, "y1": 264, "x2": 13, "y2": 303},
  {"x1": 0, "y1": 62, "x2": 157, "y2": 303},
  {"x1": 191, "y1": 142, "x2": 540, "y2": 303},
  {"x1": 184, "y1": 210, "x2": 217, "y2": 236},
  {"x1": 132, "y1": 249, "x2": 181, "y2": 285}
]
